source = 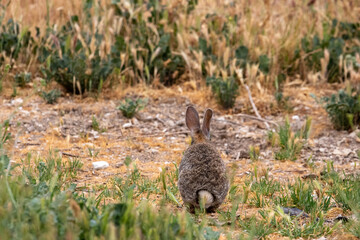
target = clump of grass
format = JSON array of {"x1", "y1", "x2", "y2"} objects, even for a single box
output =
[
  {"x1": 40, "y1": 89, "x2": 61, "y2": 104},
  {"x1": 206, "y1": 76, "x2": 239, "y2": 109},
  {"x1": 117, "y1": 98, "x2": 147, "y2": 118},
  {"x1": 268, "y1": 117, "x2": 312, "y2": 161},
  {"x1": 91, "y1": 115, "x2": 106, "y2": 133},
  {"x1": 0, "y1": 64, "x2": 11, "y2": 93},
  {"x1": 321, "y1": 88, "x2": 360, "y2": 131},
  {"x1": 0, "y1": 138, "x2": 217, "y2": 239},
  {"x1": 249, "y1": 145, "x2": 260, "y2": 161}
]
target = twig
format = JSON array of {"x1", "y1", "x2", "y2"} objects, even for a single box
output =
[
  {"x1": 244, "y1": 85, "x2": 270, "y2": 130},
  {"x1": 235, "y1": 114, "x2": 278, "y2": 127},
  {"x1": 61, "y1": 152, "x2": 82, "y2": 158}
]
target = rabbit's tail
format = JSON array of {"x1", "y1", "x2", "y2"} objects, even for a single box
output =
[{"x1": 198, "y1": 190, "x2": 214, "y2": 207}]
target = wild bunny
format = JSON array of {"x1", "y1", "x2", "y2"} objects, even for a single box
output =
[{"x1": 178, "y1": 106, "x2": 229, "y2": 212}]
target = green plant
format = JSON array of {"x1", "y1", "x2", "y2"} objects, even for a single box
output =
[
  {"x1": 14, "y1": 72, "x2": 31, "y2": 87},
  {"x1": 276, "y1": 207, "x2": 338, "y2": 239},
  {"x1": 249, "y1": 145, "x2": 260, "y2": 161},
  {"x1": 91, "y1": 115, "x2": 106, "y2": 132},
  {"x1": 297, "y1": 19, "x2": 360, "y2": 82},
  {"x1": 0, "y1": 120, "x2": 11, "y2": 175},
  {"x1": 117, "y1": 98, "x2": 147, "y2": 118},
  {"x1": 38, "y1": 15, "x2": 115, "y2": 94},
  {"x1": 0, "y1": 64, "x2": 10, "y2": 92},
  {"x1": 239, "y1": 216, "x2": 275, "y2": 239},
  {"x1": 268, "y1": 117, "x2": 312, "y2": 161},
  {"x1": 0, "y1": 19, "x2": 32, "y2": 64},
  {"x1": 206, "y1": 76, "x2": 239, "y2": 109},
  {"x1": 40, "y1": 89, "x2": 61, "y2": 104},
  {"x1": 0, "y1": 147, "x2": 218, "y2": 240},
  {"x1": 321, "y1": 88, "x2": 360, "y2": 130}
]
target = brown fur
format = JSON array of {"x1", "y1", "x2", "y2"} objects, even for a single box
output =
[{"x1": 178, "y1": 106, "x2": 229, "y2": 212}]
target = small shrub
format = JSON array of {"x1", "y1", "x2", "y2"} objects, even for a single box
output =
[
  {"x1": 14, "y1": 72, "x2": 31, "y2": 87},
  {"x1": 0, "y1": 19, "x2": 32, "y2": 63},
  {"x1": 40, "y1": 89, "x2": 61, "y2": 104},
  {"x1": 206, "y1": 76, "x2": 239, "y2": 109},
  {"x1": 117, "y1": 98, "x2": 147, "y2": 118},
  {"x1": 39, "y1": 16, "x2": 115, "y2": 94},
  {"x1": 321, "y1": 88, "x2": 360, "y2": 130}
]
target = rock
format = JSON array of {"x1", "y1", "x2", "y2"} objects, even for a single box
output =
[
  {"x1": 150, "y1": 148, "x2": 159, "y2": 153},
  {"x1": 132, "y1": 118, "x2": 139, "y2": 125},
  {"x1": 11, "y1": 98, "x2": 23, "y2": 105},
  {"x1": 20, "y1": 109, "x2": 30, "y2": 117},
  {"x1": 333, "y1": 148, "x2": 352, "y2": 156},
  {"x1": 122, "y1": 122, "x2": 132, "y2": 128},
  {"x1": 292, "y1": 115, "x2": 300, "y2": 121},
  {"x1": 281, "y1": 207, "x2": 309, "y2": 218},
  {"x1": 115, "y1": 162, "x2": 124, "y2": 168},
  {"x1": 92, "y1": 161, "x2": 110, "y2": 170},
  {"x1": 333, "y1": 215, "x2": 349, "y2": 222},
  {"x1": 89, "y1": 130, "x2": 99, "y2": 139}
]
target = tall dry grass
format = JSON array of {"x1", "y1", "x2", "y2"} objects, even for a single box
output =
[{"x1": 2, "y1": 0, "x2": 360, "y2": 89}]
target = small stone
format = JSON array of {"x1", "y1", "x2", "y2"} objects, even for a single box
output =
[
  {"x1": 11, "y1": 98, "x2": 23, "y2": 105},
  {"x1": 150, "y1": 148, "x2": 159, "y2": 153},
  {"x1": 92, "y1": 161, "x2": 110, "y2": 170},
  {"x1": 333, "y1": 149, "x2": 342, "y2": 155},
  {"x1": 122, "y1": 122, "x2": 132, "y2": 128},
  {"x1": 319, "y1": 148, "x2": 326, "y2": 153},
  {"x1": 292, "y1": 115, "x2": 300, "y2": 121},
  {"x1": 20, "y1": 110, "x2": 30, "y2": 117},
  {"x1": 115, "y1": 162, "x2": 124, "y2": 168},
  {"x1": 132, "y1": 118, "x2": 139, "y2": 125}
]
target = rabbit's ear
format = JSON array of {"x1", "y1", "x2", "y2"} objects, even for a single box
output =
[
  {"x1": 202, "y1": 108, "x2": 213, "y2": 139},
  {"x1": 186, "y1": 106, "x2": 200, "y2": 133}
]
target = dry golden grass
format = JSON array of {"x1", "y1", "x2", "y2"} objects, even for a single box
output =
[{"x1": 2, "y1": 0, "x2": 360, "y2": 89}]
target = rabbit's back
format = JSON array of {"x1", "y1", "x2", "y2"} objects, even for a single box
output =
[{"x1": 178, "y1": 143, "x2": 229, "y2": 208}]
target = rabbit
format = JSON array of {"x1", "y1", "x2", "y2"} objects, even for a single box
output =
[{"x1": 178, "y1": 106, "x2": 229, "y2": 212}]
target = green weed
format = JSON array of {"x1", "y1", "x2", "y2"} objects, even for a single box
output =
[
  {"x1": 91, "y1": 115, "x2": 106, "y2": 132},
  {"x1": 117, "y1": 98, "x2": 148, "y2": 118},
  {"x1": 321, "y1": 88, "x2": 360, "y2": 130},
  {"x1": 14, "y1": 72, "x2": 31, "y2": 87},
  {"x1": 40, "y1": 89, "x2": 61, "y2": 104},
  {"x1": 206, "y1": 76, "x2": 239, "y2": 109},
  {"x1": 268, "y1": 117, "x2": 312, "y2": 161},
  {"x1": 249, "y1": 145, "x2": 260, "y2": 161}
]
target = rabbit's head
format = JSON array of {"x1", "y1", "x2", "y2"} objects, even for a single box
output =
[{"x1": 185, "y1": 106, "x2": 213, "y2": 144}]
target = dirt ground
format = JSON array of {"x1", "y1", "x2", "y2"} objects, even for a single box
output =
[
  {"x1": 1, "y1": 82, "x2": 359, "y2": 239},
  {"x1": 1, "y1": 82, "x2": 359, "y2": 187}
]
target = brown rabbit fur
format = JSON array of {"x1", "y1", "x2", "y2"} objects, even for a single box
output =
[{"x1": 178, "y1": 106, "x2": 229, "y2": 212}]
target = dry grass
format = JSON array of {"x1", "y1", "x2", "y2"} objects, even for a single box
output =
[{"x1": 2, "y1": 0, "x2": 359, "y2": 90}]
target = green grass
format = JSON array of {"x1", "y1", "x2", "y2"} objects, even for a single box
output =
[
  {"x1": 1, "y1": 118, "x2": 360, "y2": 239},
  {"x1": 268, "y1": 117, "x2": 312, "y2": 161}
]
